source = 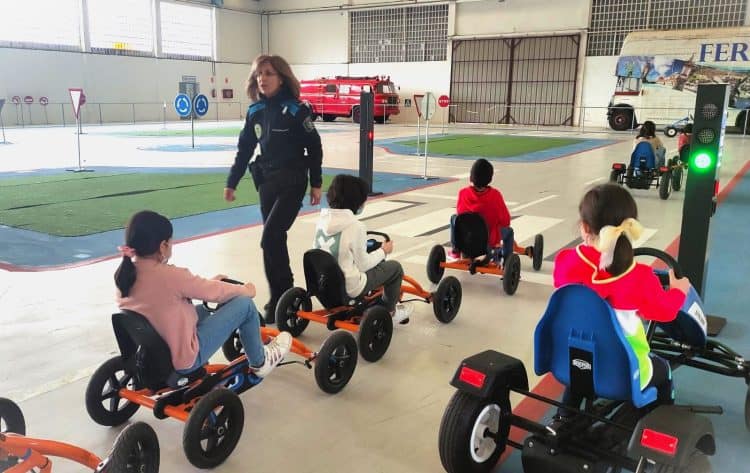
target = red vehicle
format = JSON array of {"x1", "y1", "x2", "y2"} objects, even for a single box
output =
[{"x1": 300, "y1": 76, "x2": 400, "y2": 124}]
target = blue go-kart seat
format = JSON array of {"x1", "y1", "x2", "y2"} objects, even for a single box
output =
[
  {"x1": 534, "y1": 284, "x2": 657, "y2": 408},
  {"x1": 630, "y1": 141, "x2": 656, "y2": 176}
]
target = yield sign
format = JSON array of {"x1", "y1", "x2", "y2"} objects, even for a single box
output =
[{"x1": 69, "y1": 88, "x2": 85, "y2": 119}]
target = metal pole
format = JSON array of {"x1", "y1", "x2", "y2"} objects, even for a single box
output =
[
  {"x1": 44, "y1": 107, "x2": 49, "y2": 125},
  {"x1": 1, "y1": 112, "x2": 5, "y2": 144},
  {"x1": 416, "y1": 115, "x2": 421, "y2": 156},
  {"x1": 423, "y1": 118, "x2": 430, "y2": 179},
  {"x1": 76, "y1": 116, "x2": 82, "y2": 170},
  {"x1": 191, "y1": 113, "x2": 195, "y2": 149},
  {"x1": 162, "y1": 102, "x2": 167, "y2": 129},
  {"x1": 61, "y1": 104, "x2": 66, "y2": 127},
  {"x1": 744, "y1": 110, "x2": 748, "y2": 136},
  {"x1": 442, "y1": 108, "x2": 445, "y2": 134},
  {"x1": 131, "y1": 103, "x2": 136, "y2": 124},
  {"x1": 99, "y1": 104, "x2": 103, "y2": 125}
]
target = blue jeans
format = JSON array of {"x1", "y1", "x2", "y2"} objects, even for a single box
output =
[
  {"x1": 450, "y1": 215, "x2": 515, "y2": 262},
  {"x1": 178, "y1": 296, "x2": 265, "y2": 373}
]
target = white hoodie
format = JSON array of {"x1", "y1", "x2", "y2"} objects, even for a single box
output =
[{"x1": 313, "y1": 208, "x2": 386, "y2": 297}]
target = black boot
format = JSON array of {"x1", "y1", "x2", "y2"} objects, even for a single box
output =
[{"x1": 263, "y1": 301, "x2": 277, "y2": 325}]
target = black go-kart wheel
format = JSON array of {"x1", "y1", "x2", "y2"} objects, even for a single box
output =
[
  {"x1": 659, "y1": 170, "x2": 672, "y2": 200},
  {"x1": 438, "y1": 391, "x2": 512, "y2": 473},
  {"x1": 358, "y1": 305, "x2": 393, "y2": 362},
  {"x1": 532, "y1": 234, "x2": 544, "y2": 271},
  {"x1": 433, "y1": 276, "x2": 462, "y2": 324},
  {"x1": 665, "y1": 126, "x2": 678, "y2": 138},
  {"x1": 609, "y1": 169, "x2": 620, "y2": 183},
  {"x1": 745, "y1": 386, "x2": 750, "y2": 432},
  {"x1": 502, "y1": 253, "x2": 521, "y2": 295},
  {"x1": 276, "y1": 287, "x2": 312, "y2": 337},
  {"x1": 221, "y1": 311, "x2": 266, "y2": 361},
  {"x1": 314, "y1": 330, "x2": 358, "y2": 394},
  {"x1": 105, "y1": 421, "x2": 160, "y2": 473},
  {"x1": 86, "y1": 356, "x2": 140, "y2": 427},
  {"x1": 672, "y1": 166, "x2": 683, "y2": 191},
  {"x1": 183, "y1": 388, "x2": 244, "y2": 469},
  {"x1": 427, "y1": 245, "x2": 446, "y2": 284},
  {"x1": 0, "y1": 397, "x2": 25, "y2": 471}
]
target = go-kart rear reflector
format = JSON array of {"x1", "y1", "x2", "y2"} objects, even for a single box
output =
[
  {"x1": 459, "y1": 366, "x2": 486, "y2": 389},
  {"x1": 612, "y1": 163, "x2": 624, "y2": 170},
  {"x1": 659, "y1": 166, "x2": 669, "y2": 172},
  {"x1": 640, "y1": 428, "x2": 678, "y2": 456}
]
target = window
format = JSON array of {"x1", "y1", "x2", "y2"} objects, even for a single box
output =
[
  {"x1": 325, "y1": 84, "x2": 338, "y2": 93},
  {"x1": 350, "y1": 4, "x2": 448, "y2": 63},
  {"x1": 160, "y1": 2, "x2": 214, "y2": 60},
  {"x1": 0, "y1": 0, "x2": 80, "y2": 51},
  {"x1": 587, "y1": 0, "x2": 747, "y2": 56},
  {"x1": 88, "y1": 0, "x2": 154, "y2": 56}
]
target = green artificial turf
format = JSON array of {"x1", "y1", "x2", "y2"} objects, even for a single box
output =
[
  {"x1": 0, "y1": 172, "x2": 334, "y2": 236},
  {"x1": 399, "y1": 134, "x2": 583, "y2": 158},
  {"x1": 119, "y1": 126, "x2": 243, "y2": 137}
]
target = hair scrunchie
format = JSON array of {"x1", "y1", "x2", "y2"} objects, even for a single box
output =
[{"x1": 117, "y1": 245, "x2": 136, "y2": 258}]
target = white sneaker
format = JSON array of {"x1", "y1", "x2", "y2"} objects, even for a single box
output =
[
  {"x1": 252, "y1": 332, "x2": 292, "y2": 378},
  {"x1": 393, "y1": 303, "x2": 413, "y2": 325}
]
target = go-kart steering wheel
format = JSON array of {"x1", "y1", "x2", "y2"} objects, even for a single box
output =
[
  {"x1": 633, "y1": 247, "x2": 684, "y2": 341},
  {"x1": 366, "y1": 231, "x2": 390, "y2": 253},
  {"x1": 203, "y1": 278, "x2": 244, "y2": 312}
]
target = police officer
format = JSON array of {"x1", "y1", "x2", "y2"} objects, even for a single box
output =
[{"x1": 224, "y1": 54, "x2": 323, "y2": 324}]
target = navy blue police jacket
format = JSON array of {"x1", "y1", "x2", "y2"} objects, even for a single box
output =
[{"x1": 226, "y1": 87, "x2": 323, "y2": 190}]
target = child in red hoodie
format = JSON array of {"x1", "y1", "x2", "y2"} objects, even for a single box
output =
[
  {"x1": 450, "y1": 159, "x2": 513, "y2": 264},
  {"x1": 553, "y1": 183, "x2": 691, "y2": 410}
]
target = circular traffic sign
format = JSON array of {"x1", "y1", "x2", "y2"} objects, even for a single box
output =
[
  {"x1": 174, "y1": 93, "x2": 192, "y2": 117},
  {"x1": 11, "y1": 96, "x2": 21, "y2": 104},
  {"x1": 438, "y1": 95, "x2": 450, "y2": 108},
  {"x1": 39, "y1": 96, "x2": 49, "y2": 106},
  {"x1": 23, "y1": 96, "x2": 33, "y2": 104},
  {"x1": 193, "y1": 94, "x2": 209, "y2": 117}
]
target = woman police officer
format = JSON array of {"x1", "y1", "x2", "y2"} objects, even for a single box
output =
[{"x1": 224, "y1": 54, "x2": 323, "y2": 323}]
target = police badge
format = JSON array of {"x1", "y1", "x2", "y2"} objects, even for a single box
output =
[
  {"x1": 254, "y1": 123, "x2": 263, "y2": 139},
  {"x1": 303, "y1": 116, "x2": 316, "y2": 133}
]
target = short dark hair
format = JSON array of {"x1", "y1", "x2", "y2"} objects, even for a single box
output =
[
  {"x1": 326, "y1": 174, "x2": 369, "y2": 213},
  {"x1": 114, "y1": 210, "x2": 173, "y2": 297},
  {"x1": 470, "y1": 159, "x2": 494, "y2": 188}
]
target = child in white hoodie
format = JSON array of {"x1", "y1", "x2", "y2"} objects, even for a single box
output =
[{"x1": 313, "y1": 174, "x2": 411, "y2": 324}]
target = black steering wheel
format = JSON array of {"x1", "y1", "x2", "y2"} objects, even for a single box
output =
[
  {"x1": 366, "y1": 231, "x2": 390, "y2": 253},
  {"x1": 203, "y1": 278, "x2": 244, "y2": 311},
  {"x1": 633, "y1": 247, "x2": 684, "y2": 341}
]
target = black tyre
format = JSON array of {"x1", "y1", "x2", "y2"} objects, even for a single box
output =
[
  {"x1": 433, "y1": 276, "x2": 462, "y2": 324},
  {"x1": 736, "y1": 110, "x2": 749, "y2": 134},
  {"x1": 314, "y1": 330, "x2": 358, "y2": 394},
  {"x1": 665, "y1": 127, "x2": 678, "y2": 138},
  {"x1": 0, "y1": 398, "x2": 25, "y2": 471},
  {"x1": 276, "y1": 287, "x2": 311, "y2": 337},
  {"x1": 609, "y1": 169, "x2": 620, "y2": 183},
  {"x1": 745, "y1": 386, "x2": 750, "y2": 432},
  {"x1": 375, "y1": 115, "x2": 385, "y2": 124},
  {"x1": 427, "y1": 245, "x2": 446, "y2": 284},
  {"x1": 86, "y1": 356, "x2": 140, "y2": 426},
  {"x1": 502, "y1": 253, "x2": 521, "y2": 295},
  {"x1": 438, "y1": 391, "x2": 511, "y2": 473},
  {"x1": 222, "y1": 330, "x2": 244, "y2": 362},
  {"x1": 105, "y1": 421, "x2": 160, "y2": 473},
  {"x1": 532, "y1": 234, "x2": 544, "y2": 271},
  {"x1": 358, "y1": 305, "x2": 393, "y2": 362},
  {"x1": 352, "y1": 106, "x2": 361, "y2": 124},
  {"x1": 672, "y1": 167, "x2": 683, "y2": 191},
  {"x1": 659, "y1": 171, "x2": 672, "y2": 200},
  {"x1": 322, "y1": 114, "x2": 336, "y2": 122},
  {"x1": 183, "y1": 388, "x2": 244, "y2": 469},
  {"x1": 609, "y1": 108, "x2": 635, "y2": 131}
]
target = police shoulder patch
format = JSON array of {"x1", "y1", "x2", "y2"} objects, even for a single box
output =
[
  {"x1": 254, "y1": 123, "x2": 263, "y2": 139},
  {"x1": 303, "y1": 116, "x2": 316, "y2": 133}
]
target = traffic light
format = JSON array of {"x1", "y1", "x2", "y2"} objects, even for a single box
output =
[
  {"x1": 359, "y1": 90, "x2": 380, "y2": 195},
  {"x1": 678, "y1": 84, "x2": 729, "y2": 295}
]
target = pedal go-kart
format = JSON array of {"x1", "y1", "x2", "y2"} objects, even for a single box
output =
[
  {"x1": 635, "y1": 247, "x2": 750, "y2": 430},
  {"x1": 427, "y1": 213, "x2": 544, "y2": 295},
  {"x1": 1, "y1": 397, "x2": 159, "y2": 472},
  {"x1": 438, "y1": 284, "x2": 719, "y2": 473},
  {"x1": 274, "y1": 231, "x2": 462, "y2": 362},
  {"x1": 663, "y1": 115, "x2": 692, "y2": 138},
  {"x1": 610, "y1": 141, "x2": 682, "y2": 200},
  {"x1": 85, "y1": 292, "x2": 357, "y2": 469}
]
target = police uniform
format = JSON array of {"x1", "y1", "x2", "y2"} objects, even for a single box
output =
[{"x1": 227, "y1": 87, "x2": 323, "y2": 321}]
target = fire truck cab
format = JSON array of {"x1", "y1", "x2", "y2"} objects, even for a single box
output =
[{"x1": 300, "y1": 76, "x2": 400, "y2": 124}]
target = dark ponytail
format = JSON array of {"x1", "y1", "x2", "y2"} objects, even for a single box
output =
[
  {"x1": 115, "y1": 210, "x2": 173, "y2": 297},
  {"x1": 578, "y1": 184, "x2": 638, "y2": 276}
]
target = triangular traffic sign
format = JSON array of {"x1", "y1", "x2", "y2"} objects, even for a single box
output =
[{"x1": 69, "y1": 88, "x2": 84, "y2": 119}]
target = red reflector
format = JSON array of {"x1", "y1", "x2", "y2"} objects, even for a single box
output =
[
  {"x1": 458, "y1": 366, "x2": 486, "y2": 389},
  {"x1": 659, "y1": 166, "x2": 669, "y2": 172},
  {"x1": 641, "y1": 429, "x2": 679, "y2": 456},
  {"x1": 368, "y1": 131, "x2": 374, "y2": 141},
  {"x1": 613, "y1": 163, "x2": 624, "y2": 170},
  {"x1": 714, "y1": 180, "x2": 719, "y2": 196}
]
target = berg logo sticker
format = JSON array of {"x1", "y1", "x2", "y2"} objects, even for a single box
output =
[{"x1": 572, "y1": 359, "x2": 592, "y2": 371}]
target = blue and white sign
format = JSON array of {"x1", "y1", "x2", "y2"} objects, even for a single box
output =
[
  {"x1": 174, "y1": 93, "x2": 192, "y2": 118},
  {"x1": 193, "y1": 94, "x2": 209, "y2": 117}
]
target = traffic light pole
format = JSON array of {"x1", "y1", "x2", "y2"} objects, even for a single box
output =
[
  {"x1": 359, "y1": 90, "x2": 381, "y2": 196},
  {"x1": 678, "y1": 83, "x2": 729, "y2": 335}
]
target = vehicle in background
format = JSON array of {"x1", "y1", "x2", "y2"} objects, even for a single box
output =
[{"x1": 300, "y1": 76, "x2": 401, "y2": 124}]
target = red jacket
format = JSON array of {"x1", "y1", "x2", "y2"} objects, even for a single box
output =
[
  {"x1": 553, "y1": 245, "x2": 684, "y2": 322},
  {"x1": 457, "y1": 186, "x2": 511, "y2": 247}
]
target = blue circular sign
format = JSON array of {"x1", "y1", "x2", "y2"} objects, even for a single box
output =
[
  {"x1": 174, "y1": 93, "x2": 192, "y2": 117},
  {"x1": 193, "y1": 94, "x2": 209, "y2": 117}
]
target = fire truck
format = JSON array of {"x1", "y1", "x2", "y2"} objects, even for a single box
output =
[{"x1": 300, "y1": 76, "x2": 400, "y2": 123}]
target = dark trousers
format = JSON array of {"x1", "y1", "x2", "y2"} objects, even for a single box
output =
[
  {"x1": 257, "y1": 169, "x2": 307, "y2": 305},
  {"x1": 359, "y1": 260, "x2": 404, "y2": 312}
]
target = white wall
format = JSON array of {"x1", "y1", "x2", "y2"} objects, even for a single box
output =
[
  {"x1": 216, "y1": 8, "x2": 262, "y2": 63},
  {"x1": 455, "y1": 0, "x2": 589, "y2": 37},
  {"x1": 580, "y1": 55, "x2": 620, "y2": 128},
  {"x1": 268, "y1": 11, "x2": 348, "y2": 64}
]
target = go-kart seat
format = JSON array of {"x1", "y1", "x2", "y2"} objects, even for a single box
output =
[
  {"x1": 534, "y1": 285, "x2": 657, "y2": 408},
  {"x1": 630, "y1": 141, "x2": 656, "y2": 172},
  {"x1": 112, "y1": 311, "x2": 206, "y2": 391},
  {"x1": 454, "y1": 213, "x2": 490, "y2": 259},
  {"x1": 303, "y1": 249, "x2": 350, "y2": 309}
]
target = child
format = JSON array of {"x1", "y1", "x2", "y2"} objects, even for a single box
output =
[
  {"x1": 313, "y1": 174, "x2": 411, "y2": 324},
  {"x1": 451, "y1": 158, "x2": 513, "y2": 264},
  {"x1": 554, "y1": 184, "x2": 691, "y2": 408},
  {"x1": 634, "y1": 120, "x2": 666, "y2": 167},
  {"x1": 115, "y1": 210, "x2": 292, "y2": 377},
  {"x1": 677, "y1": 123, "x2": 692, "y2": 154}
]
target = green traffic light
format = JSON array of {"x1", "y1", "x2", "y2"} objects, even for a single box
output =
[{"x1": 693, "y1": 152, "x2": 713, "y2": 170}]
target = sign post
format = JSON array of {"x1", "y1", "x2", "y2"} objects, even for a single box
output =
[
  {"x1": 23, "y1": 96, "x2": 33, "y2": 126},
  {"x1": 11, "y1": 96, "x2": 22, "y2": 127},
  {"x1": 438, "y1": 94, "x2": 450, "y2": 133},
  {"x1": 39, "y1": 96, "x2": 49, "y2": 125},
  {"x1": 193, "y1": 94, "x2": 209, "y2": 149},
  {"x1": 420, "y1": 92, "x2": 437, "y2": 180},
  {"x1": 174, "y1": 93, "x2": 193, "y2": 147},
  {"x1": 67, "y1": 88, "x2": 93, "y2": 172},
  {"x1": 0, "y1": 99, "x2": 6, "y2": 144}
]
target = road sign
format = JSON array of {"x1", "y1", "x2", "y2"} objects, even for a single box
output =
[
  {"x1": 193, "y1": 94, "x2": 209, "y2": 117},
  {"x1": 420, "y1": 92, "x2": 437, "y2": 120},
  {"x1": 174, "y1": 93, "x2": 192, "y2": 117},
  {"x1": 438, "y1": 95, "x2": 450, "y2": 108},
  {"x1": 23, "y1": 96, "x2": 33, "y2": 104},
  {"x1": 11, "y1": 96, "x2": 20, "y2": 105},
  {"x1": 39, "y1": 96, "x2": 49, "y2": 106},
  {"x1": 69, "y1": 88, "x2": 85, "y2": 119}
]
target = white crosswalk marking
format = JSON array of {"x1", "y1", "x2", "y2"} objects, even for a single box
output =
[
  {"x1": 379, "y1": 208, "x2": 456, "y2": 238},
  {"x1": 510, "y1": 215, "x2": 563, "y2": 243},
  {"x1": 300, "y1": 200, "x2": 415, "y2": 223}
]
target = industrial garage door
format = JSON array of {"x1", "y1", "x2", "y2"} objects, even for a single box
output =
[{"x1": 449, "y1": 35, "x2": 580, "y2": 126}]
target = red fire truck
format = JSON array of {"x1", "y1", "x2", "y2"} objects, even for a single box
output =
[{"x1": 300, "y1": 76, "x2": 400, "y2": 123}]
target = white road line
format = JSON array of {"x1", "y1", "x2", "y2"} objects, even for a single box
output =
[
  {"x1": 511, "y1": 195, "x2": 558, "y2": 212},
  {"x1": 403, "y1": 254, "x2": 430, "y2": 266},
  {"x1": 632, "y1": 228, "x2": 658, "y2": 248},
  {"x1": 404, "y1": 191, "x2": 518, "y2": 206},
  {"x1": 452, "y1": 172, "x2": 470, "y2": 179},
  {"x1": 511, "y1": 215, "x2": 564, "y2": 243},
  {"x1": 300, "y1": 200, "x2": 413, "y2": 223},
  {"x1": 584, "y1": 177, "x2": 605, "y2": 186},
  {"x1": 521, "y1": 272, "x2": 554, "y2": 286},
  {"x1": 379, "y1": 208, "x2": 456, "y2": 238},
  {"x1": 390, "y1": 240, "x2": 438, "y2": 260}
]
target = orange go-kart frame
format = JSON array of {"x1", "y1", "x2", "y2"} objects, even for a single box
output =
[{"x1": 2, "y1": 434, "x2": 103, "y2": 472}]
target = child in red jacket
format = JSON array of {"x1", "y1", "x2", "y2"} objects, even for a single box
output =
[{"x1": 450, "y1": 159, "x2": 513, "y2": 264}]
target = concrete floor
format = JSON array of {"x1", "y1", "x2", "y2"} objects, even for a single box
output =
[{"x1": 1, "y1": 121, "x2": 748, "y2": 472}]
